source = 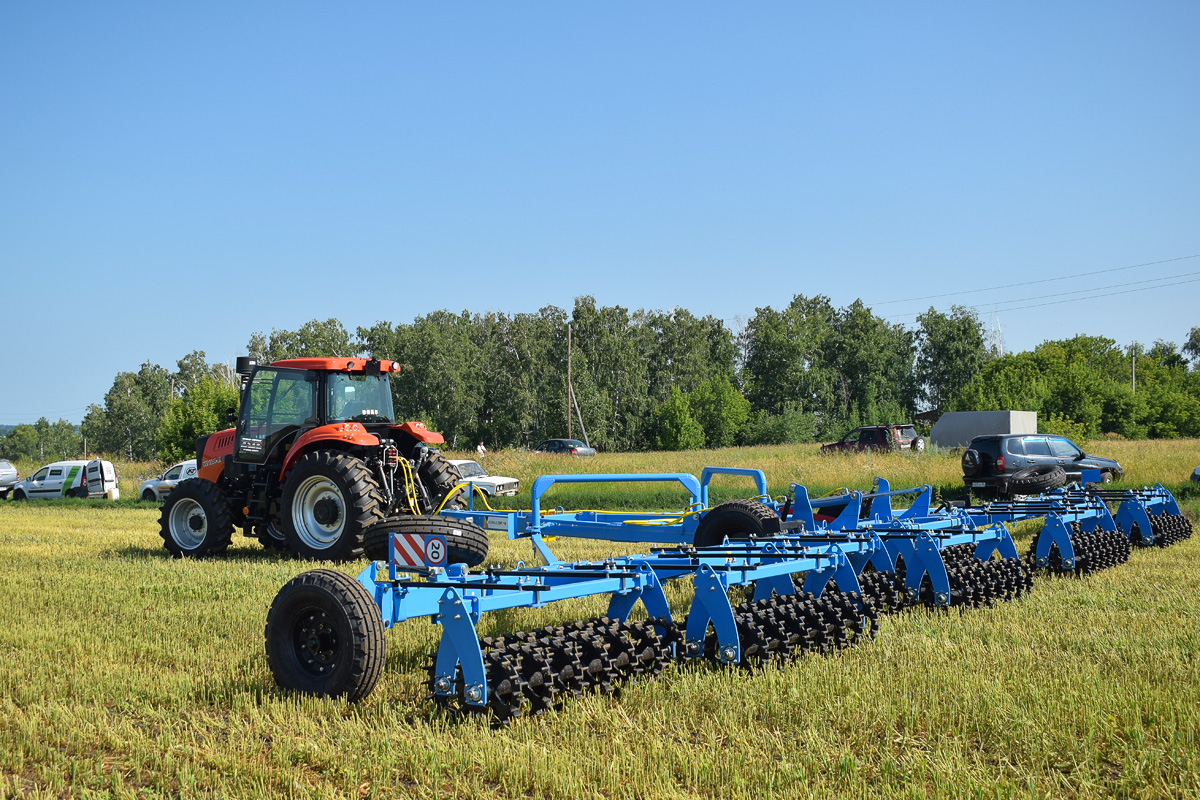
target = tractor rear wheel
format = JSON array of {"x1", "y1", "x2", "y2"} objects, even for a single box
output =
[
  {"x1": 417, "y1": 451, "x2": 463, "y2": 512},
  {"x1": 281, "y1": 451, "x2": 385, "y2": 561},
  {"x1": 264, "y1": 568, "x2": 386, "y2": 701},
  {"x1": 363, "y1": 515, "x2": 490, "y2": 566},
  {"x1": 159, "y1": 479, "x2": 235, "y2": 557},
  {"x1": 693, "y1": 499, "x2": 782, "y2": 548}
]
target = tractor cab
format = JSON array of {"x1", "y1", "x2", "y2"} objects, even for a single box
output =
[{"x1": 232, "y1": 357, "x2": 401, "y2": 465}]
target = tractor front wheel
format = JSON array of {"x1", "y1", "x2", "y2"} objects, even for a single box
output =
[
  {"x1": 159, "y1": 479, "x2": 235, "y2": 557},
  {"x1": 281, "y1": 451, "x2": 384, "y2": 561},
  {"x1": 264, "y1": 569, "x2": 386, "y2": 701}
]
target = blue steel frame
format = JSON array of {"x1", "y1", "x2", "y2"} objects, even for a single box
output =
[{"x1": 359, "y1": 529, "x2": 884, "y2": 708}]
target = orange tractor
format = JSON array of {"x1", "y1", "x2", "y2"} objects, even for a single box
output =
[{"x1": 160, "y1": 356, "x2": 485, "y2": 563}]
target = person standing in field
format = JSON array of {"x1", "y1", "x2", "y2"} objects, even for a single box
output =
[{"x1": 476, "y1": 441, "x2": 487, "y2": 457}]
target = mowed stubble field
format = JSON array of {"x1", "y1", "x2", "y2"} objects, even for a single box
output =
[{"x1": 0, "y1": 440, "x2": 1198, "y2": 799}]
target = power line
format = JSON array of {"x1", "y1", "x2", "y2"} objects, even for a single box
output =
[
  {"x1": 866, "y1": 253, "x2": 1200, "y2": 307},
  {"x1": 886, "y1": 274, "x2": 1200, "y2": 320}
]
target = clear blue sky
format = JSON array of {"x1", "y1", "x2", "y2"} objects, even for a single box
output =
[{"x1": 2, "y1": 2, "x2": 1197, "y2": 425}]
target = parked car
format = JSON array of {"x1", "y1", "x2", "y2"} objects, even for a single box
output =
[
  {"x1": 961, "y1": 434, "x2": 1123, "y2": 498},
  {"x1": 820, "y1": 425, "x2": 925, "y2": 454},
  {"x1": 139, "y1": 459, "x2": 198, "y2": 502},
  {"x1": 10, "y1": 458, "x2": 119, "y2": 500},
  {"x1": 449, "y1": 459, "x2": 519, "y2": 496},
  {"x1": 533, "y1": 439, "x2": 597, "y2": 456},
  {"x1": 0, "y1": 459, "x2": 19, "y2": 499}
]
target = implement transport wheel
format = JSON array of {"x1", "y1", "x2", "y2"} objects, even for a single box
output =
[
  {"x1": 281, "y1": 451, "x2": 385, "y2": 561},
  {"x1": 1006, "y1": 465, "x2": 1066, "y2": 495},
  {"x1": 264, "y1": 569, "x2": 386, "y2": 701},
  {"x1": 363, "y1": 515, "x2": 489, "y2": 566},
  {"x1": 418, "y1": 451, "x2": 463, "y2": 512},
  {"x1": 694, "y1": 499, "x2": 782, "y2": 548},
  {"x1": 159, "y1": 479, "x2": 235, "y2": 558}
]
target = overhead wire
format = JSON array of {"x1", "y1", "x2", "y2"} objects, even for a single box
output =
[
  {"x1": 866, "y1": 253, "x2": 1200, "y2": 307},
  {"x1": 885, "y1": 270, "x2": 1200, "y2": 320}
]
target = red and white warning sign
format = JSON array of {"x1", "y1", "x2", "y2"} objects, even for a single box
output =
[{"x1": 392, "y1": 533, "x2": 448, "y2": 568}]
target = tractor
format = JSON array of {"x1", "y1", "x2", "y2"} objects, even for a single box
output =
[{"x1": 160, "y1": 356, "x2": 485, "y2": 563}]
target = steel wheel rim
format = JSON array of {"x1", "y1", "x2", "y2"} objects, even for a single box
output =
[
  {"x1": 292, "y1": 475, "x2": 346, "y2": 549},
  {"x1": 169, "y1": 497, "x2": 206, "y2": 548},
  {"x1": 292, "y1": 607, "x2": 339, "y2": 677}
]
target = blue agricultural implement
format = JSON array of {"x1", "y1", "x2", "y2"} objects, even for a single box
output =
[{"x1": 263, "y1": 466, "x2": 1189, "y2": 721}]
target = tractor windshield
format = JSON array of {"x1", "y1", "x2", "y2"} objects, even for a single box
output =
[{"x1": 326, "y1": 374, "x2": 395, "y2": 424}]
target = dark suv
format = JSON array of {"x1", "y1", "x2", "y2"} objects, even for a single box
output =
[
  {"x1": 962, "y1": 434, "x2": 1124, "y2": 498},
  {"x1": 821, "y1": 425, "x2": 925, "y2": 454}
]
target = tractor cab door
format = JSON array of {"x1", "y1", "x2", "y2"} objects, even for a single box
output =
[{"x1": 235, "y1": 367, "x2": 317, "y2": 465}]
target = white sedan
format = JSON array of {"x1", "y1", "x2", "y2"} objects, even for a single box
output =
[
  {"x1": 449, "y1": 459, "x2": 519, "y2": 496},
  {"x1": 139, "y1": 460, "x2": 197, "y2": 503}
]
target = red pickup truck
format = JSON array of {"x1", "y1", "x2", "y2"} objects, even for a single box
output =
[{"x1": 820, "y1": 425, "x2": 926, "y2": 454}]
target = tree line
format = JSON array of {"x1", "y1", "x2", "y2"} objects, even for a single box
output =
[{"x1": 4, "y1": 297, "x2": 1198, "y2": 463}]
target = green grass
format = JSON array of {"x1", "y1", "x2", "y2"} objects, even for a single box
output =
[{"x1": 1, "y1": 442, "x2": 1199, "y2": 798}]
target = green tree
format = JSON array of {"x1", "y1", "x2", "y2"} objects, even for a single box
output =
[
  {"x1": 247, "y1": 318, "x2": 354, "y2": 363},
  {"x1": 691, "y1": 377, "x2": 751, "y2": 447},
  {"x1": 914, "y1": 306, "x2": 990, "y2": 413},
  {"x1": 653, "y1": 387, "x2": 705, "y2": 451},
  {"x1": 82, "y1": 362, "x2": 171, "y2": 459},
  {"x1": 158, "y1": 376, "x2": 241, "y2": 462},
  {"x1": 1183, "y1": 326, "x2": 1200, "y2": 367}
]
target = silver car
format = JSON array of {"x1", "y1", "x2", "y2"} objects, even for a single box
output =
[
  {"x1": 0, "y1": 459, "x2": 19, "y2": 499},
  {"x1": 139, "y1": 460, "x2": 198, "y2": 503}
]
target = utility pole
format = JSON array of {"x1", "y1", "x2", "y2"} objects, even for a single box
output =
[
  {"x1": 567, "y1": 323, "x2": 572, "y2": 439},
  {"x1": 1132, "y1": 353, "x2": 1136, "y2": 393}
]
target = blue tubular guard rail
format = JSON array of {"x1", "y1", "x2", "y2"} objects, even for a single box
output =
[
  {"x1": 530, "y1": 472, "x2": 703, "y2": 525},
  {"x1": 699, "y1": 466, "x2": 769, "y2": 507}
]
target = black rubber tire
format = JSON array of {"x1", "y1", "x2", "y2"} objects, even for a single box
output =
[
  {"x1": 12, "y1": 489, "x2": 26, "y2": 501},
  {"x1": 417, "y1": 450, "x2": 462, "y2": 512},
  {"x1": 693, "y1": 499, "x2": 782, "y2": 548},
  {"x1": 961, "y1": 450, "x2": 982, "y2": 477},
  {"x1": 71, "y1": 485, "x2": 90, "y2": 499},
  {"x1": 255, "y1": 517, "x2": 289, "y2": 551},
  {"x1": 280, "y1": 451, "x2": 385, "y2": 561},
  {"x1": 159, "y1": 479, "x2": 235, "y2": 558},
  {"x1": 1006, "y1": 465, "x2": 1066, "y2": 495},
  {"x1": 363, "y1": 515, "x2": 490, "y2": 566},
  {"x1": 142, "y1": 489, "x2": 158, "y2": 503},
  {"x1": 1100, "y1": 471, "x2": 1114, "y2": 484},
  {"x1": 264, "y1": 568, "x2": 386, "y2": 701},
  {"x1": 911, "y1": 437, "x2": 926, "y2": 453}
]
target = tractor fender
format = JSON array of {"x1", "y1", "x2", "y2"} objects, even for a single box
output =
[
  {"x1": 198, "y1": 428, "x2": 236, "y2": 483},
  {"x1": 393, "y1": 421, "x2": 445, "y2": 445},
  {"x1": 280, "y1": 424, "x2": 381, "y2": 479}
]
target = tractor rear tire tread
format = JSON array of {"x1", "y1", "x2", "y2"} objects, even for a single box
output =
[{"x1": 281, "y1": 451, "x2": 385, "y2": 561}]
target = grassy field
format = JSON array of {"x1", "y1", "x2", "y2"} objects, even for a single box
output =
[{"x1": 1, "y1": 441, "x2": 1198, "y2": 798}]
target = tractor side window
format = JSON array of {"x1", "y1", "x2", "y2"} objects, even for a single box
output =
[
  {"x1": 272, "y1": 374, "x2": 315, "y2": 431},
  {"x1": 244, "y1": 369, "x2": 314, "y2": 433}
]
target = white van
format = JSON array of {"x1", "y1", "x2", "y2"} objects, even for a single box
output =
[{"x1": 10, "y1": 458, "x2": 119, "y2": 500}]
